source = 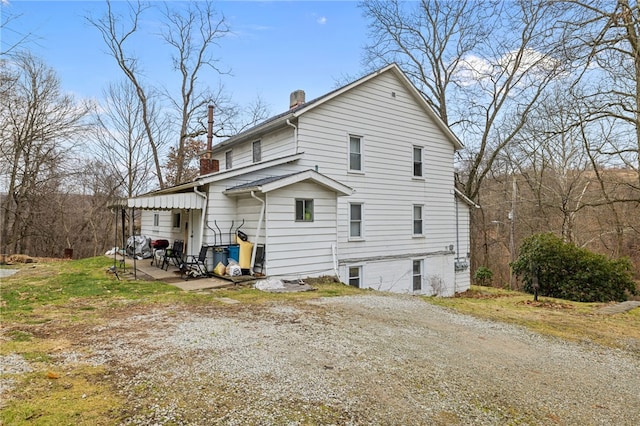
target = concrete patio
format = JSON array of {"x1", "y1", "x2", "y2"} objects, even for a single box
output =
[{"x1": 108, "y1": 255, "x2": 249, "y2": 292}]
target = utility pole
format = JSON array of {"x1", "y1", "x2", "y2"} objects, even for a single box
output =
[{"x1": 509, "y1": 177, "x2": 517, "y2": 290}]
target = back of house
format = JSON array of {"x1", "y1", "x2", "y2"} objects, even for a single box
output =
[{"x1": 129, "y1": 64, "x2": 473, "y2": 296}]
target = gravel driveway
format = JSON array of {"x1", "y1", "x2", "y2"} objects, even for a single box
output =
[{"x1": 17, "y1": 293, "x2": 640, "y2": 425}]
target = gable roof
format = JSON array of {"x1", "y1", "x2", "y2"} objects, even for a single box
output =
[
  {"x1": 211, "y1": 63, "x2": 463, "y2": 153},
  {"x1": 223, "y1": 170, "x2": 353, "y2": 196}
]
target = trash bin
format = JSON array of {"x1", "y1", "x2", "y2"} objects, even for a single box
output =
[
  {"x1": 212, "y1": 246, "x2": 228, "y2": 268},
  {"x1": 63, "y1": 248, "x2": 73, "y2": 259},
  {"x1": 228, "y1": 245, "x2": 240, "y2": 263}
]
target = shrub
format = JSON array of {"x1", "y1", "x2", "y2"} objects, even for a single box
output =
[
  {"x1": 511, "y1": 233, "x2": 637, "y2": 302},
  {"x1": 474, "y1": 266, "x2": 493, "y2": 286}
]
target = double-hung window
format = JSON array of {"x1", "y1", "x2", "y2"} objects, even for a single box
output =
[
  {"x1": 412, "y1": 259, "x2": 423, "y2": 291},
  {"x1": 225, "y1": 150, "x2": 233, "y2": 169},
  {"x1": 252, "y1": 140, "x2": 261, "y2": 163},
  {"x1": 413, "y1": 205, "x2": 423, "y2": 236},
  {"x1": 349, "y1": 203, "x2": 363, "y2": 239},
  {"x1": 349, "y1": 135, "x2": 362, "y2": 172},
  {"x1": 413, "y1": 146, "x2": 423, "y2": 177},
  {"x1": 153, "y1": 213, "x2": 160, "y2": 227},
  {"x1": 295, "y1": 199, "x2": 314, "y2": 222}
]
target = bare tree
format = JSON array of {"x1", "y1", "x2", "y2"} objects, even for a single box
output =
[
  {"x1": 361, "y1": 0, "x2": 569, "y2": 201},
  {"x1": 87, "y1": 0, "x2": 167, "y2": 188},
  {"x1": 88, "y1": 0, "x2": 270, "y2": 187},
  {"x1": 559, "y1": 0, "x2": 640, "y2": 256},
  {"x1": 0, "y1": 52, "x2": 90, "y2": 257},
  {"x1": 159, "y1": 0, "x2": 229, "y2": 184},
  {"x1": 93, "y1": 79, "x2": 159, "y2": 197},
  {"x1": 562, "y1": 0, "x2": 640, "y2": 190}
]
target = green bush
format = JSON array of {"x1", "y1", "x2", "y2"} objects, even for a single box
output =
[
  {"x1": 474, "y1": 266, "x2": 494, "y2": 286},
  {"x1": 511, "y1": 233, "x2": 637, "y2": 302}
]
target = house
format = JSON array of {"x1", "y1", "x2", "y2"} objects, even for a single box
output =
[{"x1": 128, "y1": 63, "x2": 475, "y2": 296}]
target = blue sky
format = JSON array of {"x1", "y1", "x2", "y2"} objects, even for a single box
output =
[{"x1": 1, "y1": 0, "x2": 368, "y2": 113}]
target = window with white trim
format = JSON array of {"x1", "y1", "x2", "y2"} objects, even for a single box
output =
[
  {"x1": 295, "y1": 199, "x2": 314, "y2": 222},
  {"x1": 349, "y1": 203, "x2": 363, "y2": 238},
  {"x1": 349, "y1": 135, "x2": 362, "y2": 172},
  {"x1": 413, "y1": 259, "x2": 423, "y2": 291},
  {"x1": 413, "y1": 205, "x2": 423, "y2": 235},
  {"x1": 413, "y1": 146, "x2": 423, "y2": 177},
  {"x1": 348, "y1": 266, "x2": 362, "y2": 288},
  {"x1": 252, "y1": 140, "x2": 261, "y2": 163},
  {"x1": 225, "y1": 150, "x2": 232, "y2": 169},
  {"x1": 153, "y1": 213, "x2": 160, "y2": 227},
  {"x1": 172, "y1": 212, "x2": 181, "y2": 229}
]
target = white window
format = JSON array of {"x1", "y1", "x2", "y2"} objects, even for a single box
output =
[
  {"x1": 348, "y1": 266, "x2": 362, "y2": 288},
  {"x1": 172, "y1": 212, "x2": 181, "y2": 229},
  {"x1": 295, "y1": 199, "x2": 314, "y2": 222},
  {"x1": 413, "y1": 205, "x2": 423, "y2": 235},
  {"x1": 412, "y1": 259, "x2": 423, "y2": 291},
  {"x1": 153, "y1": 213, "x2": 160, "y2": 227},
  {"x1": 225, "y1": 150, "x2": 232, "y2": 169},
  {"x1": 252, "y1": 140, "x2": 261, "y2": 163},
  {"x1": 349, "y1": 203, "x2": 363, "y2": 238},
  {"x1": 349, "y1": 135, "x2": 362, "y2": 172},
  {"x1": 413, "y1": 146, "x2": 423, "y2": 177}
]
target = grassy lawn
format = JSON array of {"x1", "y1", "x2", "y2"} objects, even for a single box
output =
[
  {"x1": 426, "y1": 285, "x2": 640, "y2": 352},
  {"x1": 1, "y1": 257, "x2": 638, "y2": 424},
  {"x1": 0, "y1": 257, "x2": 363, "y2": 425}
]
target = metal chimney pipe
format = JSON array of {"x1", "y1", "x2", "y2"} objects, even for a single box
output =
[{"x1": 207, "y1": 105, "x2": 214, "y2": 154}]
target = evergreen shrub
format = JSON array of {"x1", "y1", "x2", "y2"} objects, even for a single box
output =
[{"x1": 511, "y1": 233, "x2": 637, "y2": 302}]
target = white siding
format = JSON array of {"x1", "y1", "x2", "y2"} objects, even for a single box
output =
[
  {"x1": 295, "y1": 71, "x2": 458, "y2": 294},
  {"x1": 211, "y1": 127, "x2": 294, "y2": 170},
  {"x1": 137, "y1": 67, "x2": 467, "y2": 296},
  {"x1": 265, "y1": 182, "x2": 338, "y2": 278},
  {"x1": 139, "y1": 210, "x2": 189, "y2": 245},
  {"x1": 454, "y1": 197, "x2": 472, "y2": 292}
]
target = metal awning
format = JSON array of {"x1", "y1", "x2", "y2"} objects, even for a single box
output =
[{"x1": 127, "y1": 193, "x2": 204, "y2": 210}]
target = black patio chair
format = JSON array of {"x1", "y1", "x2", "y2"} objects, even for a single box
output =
[
  {"x1": 181, "y1": 245, "x2": 210, "y2": 280},
  {"x1": 161, "y1": 239, "x2": 184, "y2": 271}
]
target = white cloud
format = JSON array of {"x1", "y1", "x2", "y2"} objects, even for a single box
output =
[{"x1": 317, "y1": 16, "x2": 327, "y2": 25}]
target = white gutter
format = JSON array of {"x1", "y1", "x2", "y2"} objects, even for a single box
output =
[
  {"x1": 286, "y1": 119, "x2": 298, "y2": 154},
  {"x1": 193, "y1": 186, "x2": 208, "y2": 249},
  {"x1": 250, "y1": 191, "x2": 266, "y2": 275}
]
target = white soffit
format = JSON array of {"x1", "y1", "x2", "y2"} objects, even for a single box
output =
[{"x1": 127, "y1": 193, "x2": 203, "y2": 210}]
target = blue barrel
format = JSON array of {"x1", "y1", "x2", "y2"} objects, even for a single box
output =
[
  {"x1": 212, "y1": 246, "x2": 228, "y2": 268},
  {"x1": 228, "y1": 245, "x2": 240, "y2": 263}
]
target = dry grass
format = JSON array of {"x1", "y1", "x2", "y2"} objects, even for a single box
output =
[{"x1": 426, "y1": 286, "x2": 640, "y2": 352}]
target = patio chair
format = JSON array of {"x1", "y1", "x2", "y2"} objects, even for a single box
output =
[
  {"x1": 161, "y1": 240, "x2": 184, "y2": 271},
  {"x1": 181, "y1": 245, "x2": 210, "y2": 280}
]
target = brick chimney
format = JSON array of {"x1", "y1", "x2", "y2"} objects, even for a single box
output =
[
  {"x1": 200, "y1": 105, "x2": 219, "y2": 175},
  {"x1": 289, "y1": 90, "x2": 305, "y2": 109}
]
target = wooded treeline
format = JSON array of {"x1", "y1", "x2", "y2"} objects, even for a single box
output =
[{"x1": 2, "y1": 0, "x2": 639, "y2": 287}]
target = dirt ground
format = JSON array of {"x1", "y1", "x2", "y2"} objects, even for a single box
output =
[{"x1": 5, "y1": 293, "x2": 640, "y2": 425}]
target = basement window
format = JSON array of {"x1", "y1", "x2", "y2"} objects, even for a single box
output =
[
  {"x1": 348, "y1": 266, "x2": 362, "y2": 288},
  {"x1": 413, "y1": 259, "x2": 423, "y2": 291}
]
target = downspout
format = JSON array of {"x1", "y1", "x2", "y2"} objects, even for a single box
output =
[
  {"x1": 454, "y1": 196, "x2": 459, "y2": 294},
  {"x1": 286, "y1": 119, "x2": 298, "y2": 154},
  {"x1": 194, "y1": 186, "x2": 207, "y2": 248},
  {"x1": 250, "y1": 191, "x2": 265, "y2": 275}
]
